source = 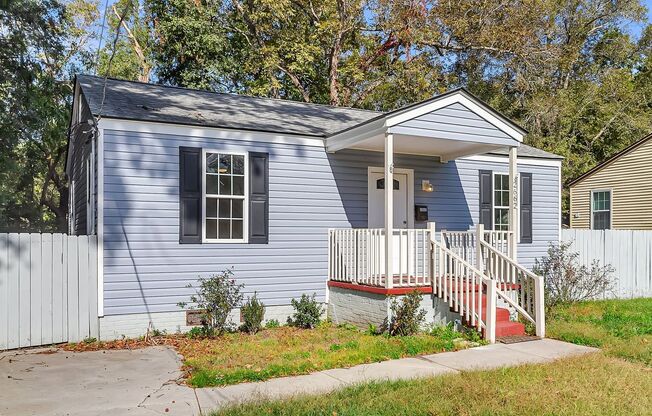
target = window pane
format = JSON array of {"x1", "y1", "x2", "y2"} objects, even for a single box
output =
[
  {"x1": 502, "y1": 174, "x2": 509, "y2": 189},
  {"x1": 219, "y1": 175, "x2": 232, "y2": 195},
  {"x1": 593, "y1": 212, "x2": 610, "y2": 230},
  {"x1": 218, "y1": 219, "x2": 230, "y2": 239},
  {"x1": 206, "y1": 198, "x2": 218, "y2": 218},
  {"x1": 232, "y1": 199, "x2": 243, "y2": 219},
  {"x1": 232, "y1": 176, "x2": 245, "y2": 196},
  {"x1": 218, "y1": 199, "x2": 231, "y2": 218},
  {"x1": 233, "y1": 155, "x2": 245, "y2": 175},
  {"x1": 232, "y1": 220, "x2": 243, "y2": 239},
  {"x1": 206, "y1": 219, "x2": 218, "y2": 239},
  {"x1": 219, "y1": 154, "x2": 232, "y2": 174},
  {"x1": 206, "y1": 175, "x2": 219, "y2": 194},
  {"x1": 206, "y1": 153, "x2": 220, "y2": 173}
]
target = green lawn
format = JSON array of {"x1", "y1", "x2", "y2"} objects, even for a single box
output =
[
  {"x1": 181, "y1": 323, "x2": 481, "y2": 387},
  {"x1": 212, "y1": 353, "x2": 652, "y2": 416},
  {"x1": 547, "y1": 298, "x2": 652, "y2": 365},
  {"x1": 212, "y1": 298, "x2": 652, "y2": 415}
]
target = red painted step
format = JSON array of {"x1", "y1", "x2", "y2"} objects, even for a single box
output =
[{"x1": 495, "y1": 321, "x2": 526, "y2": 337}]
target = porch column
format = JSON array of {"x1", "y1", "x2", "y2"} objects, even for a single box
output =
[
  {"x1": 508, "y1": 146, "x2": 518, "y2": 260},
  {"x1": 385, "y1": 133, "x2": 394, "y2": 289}
]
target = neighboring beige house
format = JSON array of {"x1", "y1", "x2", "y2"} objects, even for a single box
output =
[{"x1": 569, "y1": 133, "x2": 652, "y2": 230}]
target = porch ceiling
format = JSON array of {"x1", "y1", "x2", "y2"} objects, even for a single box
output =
[{"x1": 346, "y1": 131, "x2": 513, "y2": 162}]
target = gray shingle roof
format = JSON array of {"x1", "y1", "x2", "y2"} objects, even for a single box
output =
[
  {"x1": 489, "y1": 144, "x2": 563, "y2": 160},
  {"x1": 78, "y1": 74, "x2": 562, "y2": 160},
  {"x1": 78, "y1": 74, "x2": 381, "y2": 137}
]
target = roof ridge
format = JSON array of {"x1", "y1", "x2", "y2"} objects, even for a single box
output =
[{"x1": 78, "y1": 74, "x2": 383, "y2": 115}]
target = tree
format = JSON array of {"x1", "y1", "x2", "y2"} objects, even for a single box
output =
[{"x1": 0, "y1": 0, "x2": 98, "y2": 231}]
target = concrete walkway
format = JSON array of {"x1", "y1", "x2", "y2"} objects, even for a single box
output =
[{"x1": 0, "y1": 339, "x2": 597, "y2": 416}]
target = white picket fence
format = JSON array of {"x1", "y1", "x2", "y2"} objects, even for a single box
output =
[
  {"x1": 561, "y1": 229, "x2": 652, "y2": 299},
  {"x1": 0, "y1": 233, "x2": 98, "y2": 350}
]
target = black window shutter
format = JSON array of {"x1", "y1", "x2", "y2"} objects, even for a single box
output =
[
  {"x1": 520, "y1": 172, "x2": 533, "y2": 243},
  {"x1": 249, "y1": 152, "x2": 269, "y2": 244},
  {"x1": 179, "y1": 147, "x2": 202, "y2": 244},
  {"x1": 479, "y1": 170, "x2": 493, "y2": 229}
]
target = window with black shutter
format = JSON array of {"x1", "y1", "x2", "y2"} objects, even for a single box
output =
[{"x1": 179, "y1": 147, "x2": 269, "y2": 244}]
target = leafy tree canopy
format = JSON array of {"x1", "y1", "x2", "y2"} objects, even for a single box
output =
[{"x1": 2, "y1": 0, "x2": 652, "y2": 229}]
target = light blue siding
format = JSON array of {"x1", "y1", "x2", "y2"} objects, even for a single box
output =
[
  {"x1": 102, "y1": 129, "x2": 559, "y2": 315},
  {"x1": 392, "y1": 103, "x2": 516, "y2": 146}
]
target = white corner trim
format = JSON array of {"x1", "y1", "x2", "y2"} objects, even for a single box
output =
[
  {"x1": 97, "y1": 118, "x2": 326, "y2": 148},
  {"x1": 461, "y1": 154, "x2": 562, "y2": 168},
  {"x1": 385, "y1": 92, "x2": 524, "y2": 142},
  {"x1": 97, "y1": 127, "x2": 104, "y2": 317},
  {"x1": 558, "y1": 164, "x2": 562, "y2": 241}
]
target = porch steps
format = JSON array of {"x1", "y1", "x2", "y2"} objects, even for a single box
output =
[{"x1": 446, "y1": 281, "x2": 526, "y2": 338}]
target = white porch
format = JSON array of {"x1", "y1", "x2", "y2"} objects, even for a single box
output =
[{"x1": 325, "y1": 89, "x2": 544, "y2": 343}]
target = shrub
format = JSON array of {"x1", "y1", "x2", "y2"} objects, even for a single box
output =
[
  {"x1": 387, "y1": 291, "x2": 426, "y2": 336},
  {"x1": 265, "y1": 319, "x2": 280, "y2": 329},
  {"x1": 287, "y1": 293, "x2": 322, "y2": 329},
  {"x1": 178, "y1": 269, "x2": 244, "y2": 336},
  {"x1": 241, "y1": 292, "x2": 265, "y2": 334},
  {"x1": 533, "y1": 241, "x2": 614, "y2": 311},
  {"x1": 187, "y1": 326, "x2": 213, "y2": 339}
]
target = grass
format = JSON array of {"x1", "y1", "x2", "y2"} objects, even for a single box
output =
[
  {"x1": 211, "y1": 353, "x2": 652, "y2": 415},
  {"x1": 180, "y1": 323, "x2": 481, "y2": 387},
  {"x1": 547, "y1": 298, "x2": 652, "y2": 365}
]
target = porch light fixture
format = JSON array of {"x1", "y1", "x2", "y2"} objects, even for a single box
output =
[{"x1": 421, "y1": 180, "x2": 433, "y2": 192}]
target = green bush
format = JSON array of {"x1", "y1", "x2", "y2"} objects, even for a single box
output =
[
  {"x1": 187, "y1": 326, "x2": 213, "y2": 339},
  {"x1": 178, "y1": 269, "x2": 244, "y2": 336},
  {"x1": 387, "y1": 291, "x2": 426, "y2": 336},
  {"x1": 265, "y1": 319, "x2": 280, "y2": 329},
  {"x1": 287, "y1": 293, "x2": 322, "y2": 329},
  {"x1": 241, "y1": 292, "x2": 265, "y2": 334}
]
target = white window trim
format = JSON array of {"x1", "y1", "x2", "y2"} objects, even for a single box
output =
[
  {"x1": 590, "y1": 189, "x2": 612, "y2": 230},
  {"x1": 202, "y1": 149, "x2": 249, "y2": 243},
  {"x1": 492, "y1": 172, "x2": 520, "y2": 237}
]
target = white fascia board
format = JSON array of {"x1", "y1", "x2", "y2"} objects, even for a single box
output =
[
  {"x1": 385, "y1": 91, "x2": 524, "y2": 142},
  {"x1": 462, "y1": 154, "x2": 563, "y2": 168},
  {"x1": 98, "y1": 118, "x2": 327, "y2": 148},
  {"x1": 325, "y1": 118, "x2": 386, "y2": 152}
]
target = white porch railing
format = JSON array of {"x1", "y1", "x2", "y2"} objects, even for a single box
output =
[
  {"x1": 328, "y1": 228, "x2": 431, "y2": 288},
  {"x1": 441, "y1": 228, "x2": 515, "y2": 268},
  {"x1": 328, "y1": 222, "x2": 545, "y2": 341},
  {"x1": 432, "y1": 238, "x2": 494, "y2": 337},
  {"x1": 478, "y1": 238, "x2": 545, "y2": 337}
]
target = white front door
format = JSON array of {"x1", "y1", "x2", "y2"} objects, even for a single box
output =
[
  {"x1": 368, "y1": 171, "x2": 409, "y2": 228},
  {"x1": 368, "y1": 169, "x2": 413, "y2": 276}
]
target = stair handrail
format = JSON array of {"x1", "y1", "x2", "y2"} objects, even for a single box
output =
[
  {"x1": 428, "y1": 222, "x2": 498, "y2": 343},
  {"x1": 478, "y1": 238, "x2": 545, "y2": 338}
]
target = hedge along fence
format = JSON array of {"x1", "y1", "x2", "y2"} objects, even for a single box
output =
[
  {"x1": 0, "y1": 233, "x2": 98, "y2": 350},
  {"x1": 561, "y1": 229, "x2": 652, "y2": 299}
]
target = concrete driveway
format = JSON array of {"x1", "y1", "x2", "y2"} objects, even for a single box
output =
[{"x1": 0, "y1": 346, "x2": 199, "y2": 416}]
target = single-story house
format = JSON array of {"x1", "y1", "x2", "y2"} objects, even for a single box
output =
[
  {"x1": 569, "y1": 133, "x2": 652, "y2": 230},
  {"x1": 67, "y1": 75, "x2": 560, "y2": 342}
]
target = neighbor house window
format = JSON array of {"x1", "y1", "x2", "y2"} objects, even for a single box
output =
[
  {"x1": 493, "y1": 174, "x2": 509, "y2": 231},
  {"x1": 591, "y1": 190, "x2": 611, "y2": 230},
  {"x1": 204, "y1": 151, "x2": 247, "y2": 242}
]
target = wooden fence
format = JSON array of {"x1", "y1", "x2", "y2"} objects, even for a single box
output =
[
  {"x1": 561, "y1": 229, "x2": 652, "y2": 299},
  {"x1": 0, "y1": 233, "x2": 98, "y2": 350}
]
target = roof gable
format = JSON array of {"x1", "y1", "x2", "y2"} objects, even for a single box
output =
[{"x1": 569, "y1": 134, "x2": 652, "y2": 187}]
